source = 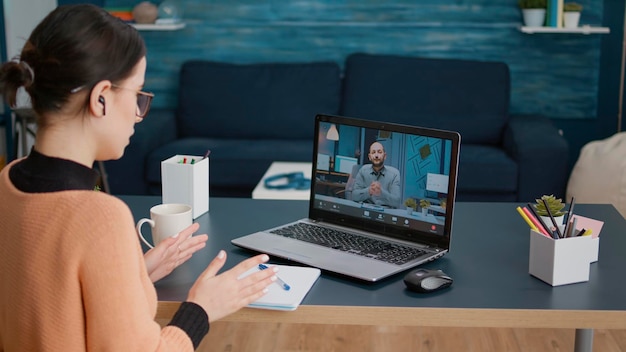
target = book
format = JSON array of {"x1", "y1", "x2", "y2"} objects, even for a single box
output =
[
  {"x1": 239, "y1": 264, "x2": 321, "y2": 311},
  {"x1": 547, "y1": 0, "x2": 564, "y2": 28}
]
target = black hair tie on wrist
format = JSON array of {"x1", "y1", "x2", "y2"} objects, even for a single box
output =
[{"x1": 264, "y1": 172, "x2": 311, "y2": 190}]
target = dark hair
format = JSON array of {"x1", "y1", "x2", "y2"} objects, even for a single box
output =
[{"x1": 0, "y1": 4, "x2": 146, "y2": 118}]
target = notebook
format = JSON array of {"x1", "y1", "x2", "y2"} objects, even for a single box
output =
[
  {"x1": 232, "y1": 114, "x2": 461, "y2": 282},
  {"x1": 239, "y1": 264, "x2": 321, "y2": 311}
]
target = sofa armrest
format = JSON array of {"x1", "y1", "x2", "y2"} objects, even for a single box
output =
[
  {"x1": 104, "y1": 109, "x2": 177, "y2": 195},
  {"x1": 503, "y1": 115, "x2": 570, "y2": 202}
]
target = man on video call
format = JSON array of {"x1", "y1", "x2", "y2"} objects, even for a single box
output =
[{"x1": 352, "y1": 141, "x2": 402, "y2": 208}]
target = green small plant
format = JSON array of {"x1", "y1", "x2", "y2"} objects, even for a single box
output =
[
  {"x1": 518, "y1": 0, "x2": 547, "y2": 9},
  {"x1": 563, "y1": 2, "x2": 582, "y2": 12},
  {"x1": 419, "y1": 199, "x2": 431, "y2": 209},
  {"x1": 534, "y1": 194, "x2": 566, "y2": 217},
  {"x1": 404, "y1": 198, "x2": 417, "y2": 210}
]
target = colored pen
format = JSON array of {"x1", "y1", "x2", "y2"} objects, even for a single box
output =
[
  {"x1": 581, "y1": 229, "x2": 593, "y2": 236},
  {"x1": 565, "y1": 197, "x2": 575, "y2": 225},
  {"x1": 203, "y1": 149, "x2": 211, "y2": 159},
  {"x1": 516, "y1": 206, "x2": 538, "y2": 232},
  {"x1": 542, "y1": 199, "x2": 563, "y2": 238},
  {"x1": 526, "y1": 203, "x2": 553, "y2": 237},
  {"x1": 562, "y1": 197, "x2": 576, "y2": 238},
  {"x1": 522, "y1": 206, "x2": 550, "y2": 237},
  {"x1": 567, "y1": 217, "x2": 578, "y2": 238},
  {"x1": 258, "y1": 264, "x2": 291, "y2": 291}
]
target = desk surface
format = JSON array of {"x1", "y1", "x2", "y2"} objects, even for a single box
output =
[{"x1": 121, "y1": 196, "x2": 626, "y2": 329}]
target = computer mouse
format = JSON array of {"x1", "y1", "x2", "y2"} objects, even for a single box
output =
[{"x1": 403, "y1": 268, "x2": 453, "y2": 293}]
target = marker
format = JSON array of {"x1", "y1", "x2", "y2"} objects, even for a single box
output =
[
  {"x1": 522, "y1": 206, "x2": 550, "y2": 237},
  {"x1": 542, "y1": 199, "x2": 563, "y2": 239},
  {"x1": 516, "y1": 206, "x2": 538, "y2": 232},
  {"x1": 258, "y1": 264, "x2": 291, "y2": 291}
]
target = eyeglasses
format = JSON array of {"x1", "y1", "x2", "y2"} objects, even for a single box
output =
[
  {"x1": 70, "y1": 84, "x2": 155, "y2": 118},
  {"x1": 111, "y1": 84, "x2": 154, "y2": 118}
]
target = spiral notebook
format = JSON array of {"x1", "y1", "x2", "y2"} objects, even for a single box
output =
[{"x1": 240, "y1": 264, "x2": 321, "y2": 311}]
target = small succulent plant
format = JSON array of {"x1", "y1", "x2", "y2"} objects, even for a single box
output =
[
  {"x1": 534, "y1": 194, "x2": 566, "y2": 217},
  {"x1": 563, "y1": 2, "x2": 582, "y2": 12},
  {"x1": 404, "y1": 198, "x2": 417, "y2": 209}
]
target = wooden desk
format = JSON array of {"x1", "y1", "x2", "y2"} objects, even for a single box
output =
[{"x1": 120, "y1": 196, "x2": 626, "y2": 352}]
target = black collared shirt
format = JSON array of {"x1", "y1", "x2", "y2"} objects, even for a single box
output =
[{"x1": 9, "y1": 148, "x2": 100, "y2": 193}]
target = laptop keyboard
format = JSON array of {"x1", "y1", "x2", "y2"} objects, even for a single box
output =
[{"x1": 270, "y1": 222, "x2": 428, "y2": 265}]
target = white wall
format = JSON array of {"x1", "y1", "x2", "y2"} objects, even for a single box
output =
[
  {"x1": 3, "y1": 0, "x2": 56, "y2": 60},
  {"x1": 2, "y1": 0, "x2": 56, "y2": 157}
]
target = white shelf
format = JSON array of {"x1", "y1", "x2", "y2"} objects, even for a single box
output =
[
  {"x1": 520, "y1": 25, "x2": 610, "y2": 34},
  {"x1": 131, "y1": 22, "x2": 186, "y2": 31}
]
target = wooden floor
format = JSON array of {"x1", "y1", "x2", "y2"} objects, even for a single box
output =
[{"x1": 189, "y1": 323, "x2": 626, "y2": 352}]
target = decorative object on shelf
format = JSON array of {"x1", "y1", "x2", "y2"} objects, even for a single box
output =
[
  {"x1": 546, "y1": 0, "x2": 563, "y2": 28},
  {"x1": 132, "y1": 1, "x2": 158, "y2": 24},
  {"x1": 404, "y1": 198, "x2": 417, "y2": 215},
  {"x1": 419, "y1": 199, "x2": 431, "y2": 216},
  {"x1": 563, "y1": 2, "x2": 583, "y2": 28},
  {"x1": 157, "y1": 0, "x2": 183, "y2": 25},
  {"x1": 518, "y1": 0, "x2": 547, "y2": 27}
]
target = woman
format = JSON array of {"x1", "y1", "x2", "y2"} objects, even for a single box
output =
[{"x1": 0, "y1": 4, "x2": 277, "y2": 351}]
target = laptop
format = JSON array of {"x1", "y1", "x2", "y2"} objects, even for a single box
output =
[{"x1": 232, "y1": 114, "x2": 461, "y2": 282}]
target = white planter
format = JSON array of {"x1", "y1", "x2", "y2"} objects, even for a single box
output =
[
  {"x1": 522, "y1": 8, "x2": 546, "y2": 27},
  {"x1": 563, "y1": 12, "x2": 581, "y2": 28}
]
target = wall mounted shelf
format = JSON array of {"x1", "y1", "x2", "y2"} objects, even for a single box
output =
[
  {"x1": 131, "y1": 22, "x2": 186, "y2": 31},
  {"x1": 520, "y1": 25, "x2": 610, "y2": 34}
]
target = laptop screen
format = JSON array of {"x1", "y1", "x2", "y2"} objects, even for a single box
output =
[{"x1": 309, "y1": 114, "x2": 461, "y2": 250}]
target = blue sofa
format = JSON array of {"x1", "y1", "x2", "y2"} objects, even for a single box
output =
[{"x1": 104, "y1": 53, "x2": 569, "y2": 202}]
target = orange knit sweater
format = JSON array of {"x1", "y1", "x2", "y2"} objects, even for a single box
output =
[{"x1": 0, "y1": 163, "x2": 193, "y2": 351}]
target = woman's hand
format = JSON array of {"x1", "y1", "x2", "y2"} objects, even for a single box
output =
[
  {"x1": 144, "y1": 223, "x2": 208, "y2": 282},
  {"x1": 187, "y1": 251, "x2": 276, "y2": 323}
]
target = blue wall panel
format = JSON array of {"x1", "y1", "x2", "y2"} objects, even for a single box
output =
[{"x1": 105, "y1": 0, "x2": 607, "y2": 121}]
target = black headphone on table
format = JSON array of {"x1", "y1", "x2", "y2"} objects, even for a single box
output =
[{"x1": 264, "y1": 172, "x2": 311, "y2": 190}]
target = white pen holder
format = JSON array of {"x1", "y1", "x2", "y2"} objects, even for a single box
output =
[
  {"x1": 528, "y1": 230, "x2": 592, "y2": 286},
  {"x1": 161, "y1": 154, "x2": 209, "y2": 219},
  {"x1": 589, "y1": 237, "x2": 600, "y2": 263}
]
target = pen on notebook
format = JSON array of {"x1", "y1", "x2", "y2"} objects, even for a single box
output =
[
  {"x1": 258, "y1": 264, "x2": 291, "y2": 291},
  {"x1": 542, "y1": 199, "x2": 563, "y2": 239}
]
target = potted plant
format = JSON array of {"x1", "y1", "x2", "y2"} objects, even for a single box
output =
[
  {"x1": 563, "y1": 2, "x2": 582, "y2": 28},
  {"x1": 419, "y1": 199, "x2": 431, "y2": 216},
  {"x1": 533, "y1": 194, "x2": 566, "y2": 225},
  {"x1": 404, "y1": 198, "x2": 417, "y2": 215},
  {"x1": 518, "y1": 0, "x2": 547, "y2": 27}
]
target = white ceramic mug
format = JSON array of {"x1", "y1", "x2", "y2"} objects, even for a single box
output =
[{"x1": 136, "y1": 203, "x2": 192, "y2": 249}]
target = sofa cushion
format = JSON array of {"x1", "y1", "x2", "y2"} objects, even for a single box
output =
[
  {"x1": 456, "y1": 144, "x2": 518, "y2": 195},
  {"x1": 146, "y1": 138, "x2": 313, "y2": 190},
  {"x1": 340, "y1": 53, "x2": 510, "y2": 145},
  {"x1": 177, "y1": 60, "x2": 342, "y2": 140}
]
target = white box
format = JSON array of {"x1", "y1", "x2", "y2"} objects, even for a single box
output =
[
  {"x1": 589, "y1": 237, "x2": 600, "y2": 263},
  {"x1": 528, "y1": 230, "x2": 592, "y2": 286},
  {"x1": 161, "y1": 154, "x2": 209, "y2": 219}
]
